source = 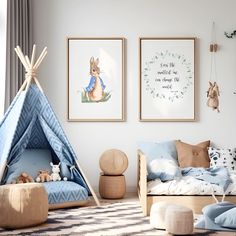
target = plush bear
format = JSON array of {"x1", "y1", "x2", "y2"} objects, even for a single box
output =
[
  {"x1": 36, "y1": 170, "x2": 51, "y2": 183},
  {"x1": 12, "y1": 172, "x2": 34, "y2": 184}
]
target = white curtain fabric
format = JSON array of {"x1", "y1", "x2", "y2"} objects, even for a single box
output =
[{"x1": 5, "y1": 0, "x2": 32, "y2": 111}]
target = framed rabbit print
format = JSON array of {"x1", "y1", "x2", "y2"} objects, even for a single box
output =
[
  {"x1": 139, "y1": 37, "x2": 195, "y2": 121},
  {"x1": 67, "y1": 38, "x2": 125, "y2": 121}
]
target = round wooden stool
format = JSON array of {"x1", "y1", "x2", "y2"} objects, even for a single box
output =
[
  {"x1": 99, "y1": 149, "x2": 128, "y2": 175},
  {"x1": 99, "y1": 175, "x2": 126, "y2": 199}
]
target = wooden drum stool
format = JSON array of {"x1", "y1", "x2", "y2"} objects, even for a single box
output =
[
  {"x1": 99, "y1": 175, "x2": 126, "y2": 199},
  {"x1": 99, "y1": 149, "x2": 128, "y2": 199}
]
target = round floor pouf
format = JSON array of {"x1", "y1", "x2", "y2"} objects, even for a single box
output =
[
  {"x1": 99, "y1": 175, "x2": 126, "y2": 199},
  {"x1": 0, "y1": 183, "x2": 48, "y2": 229},
  {"x1": 165, "y1": 205, "x2": 193, "y2": 235},
  {"x1": 99, "y1": 149, "x2": 128, "y2": 175},
  {"x1": 150, "y1": 201, "x2": 173, "y2": 229}
]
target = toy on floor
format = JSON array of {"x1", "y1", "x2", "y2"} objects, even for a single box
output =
[
  {"x1": 12, "y1": 172, "x2": 34, "y2": 184},
  {"x1": 50, "y1": 162, "x2": 67, "y2": 181},
  {"x1": 36, "y1": 170, "x2": 51, "y2": 182},
  {"x1": 207, "y1": 81, "x2": 220, "y2": 112}
]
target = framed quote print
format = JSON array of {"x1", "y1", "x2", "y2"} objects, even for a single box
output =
[
  {"x1": 139, "y1": 37, "x2": 195, "y2": 121},
  {"x1": 67, "y1": 37, "x2": 125, "y2": 121}
]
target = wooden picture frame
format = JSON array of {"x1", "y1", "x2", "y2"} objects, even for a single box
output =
[
  {"x1": 139, "y1": 37, "x2": 195, "y2": 121},
  {"x1": 67, "y1": 37, "x2": 125, "y2": 122}
]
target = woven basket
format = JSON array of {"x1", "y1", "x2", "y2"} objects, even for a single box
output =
[
  {"x1": 99, "y1": 149, "x2": 128, "y2": 175},
  {"x1": 99, "y1": 175, "x2": 126, "y2": 199}
]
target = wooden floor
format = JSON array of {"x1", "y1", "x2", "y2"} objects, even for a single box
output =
[{"x1": 96, "y1": 192, "x2": 236, "y2": 236}]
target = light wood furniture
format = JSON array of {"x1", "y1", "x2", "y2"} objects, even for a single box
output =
[
  {"x1": 99, "y1": 174, "x2": 126, "y2": 199},
  {"x1": 99, "y1": 149, "x2": 128, "y2": 199},
  {"x1": 137, "y1": 150, "x2": 236, "y2": 216},
  {"x1": 99, "y1": 149, "x2": 128, "y2": 175}
]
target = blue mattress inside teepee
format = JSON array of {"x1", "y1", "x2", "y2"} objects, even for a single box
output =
[{"x1": 43, "y1": 181, "x2": 88, "y2": 205}]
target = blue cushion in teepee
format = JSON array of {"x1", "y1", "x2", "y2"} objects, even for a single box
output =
[
  {"x1": 43, "y1": 181, "x2": 88, "y2": 205},
  {"x1": 5, "y1": 149, "x2": 52, "y2": 183}
]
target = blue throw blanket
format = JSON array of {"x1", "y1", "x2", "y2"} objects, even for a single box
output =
[{"x1": 181, "y1": 167, "x2": 232, "y2": 192}]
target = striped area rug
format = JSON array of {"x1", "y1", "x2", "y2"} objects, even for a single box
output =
[
  {"x1": 0, "y1": 202, "x2": 166, "y2": 236},
  {"x1": 0, "y1": 202, "x2": 220, "y2": 236}
]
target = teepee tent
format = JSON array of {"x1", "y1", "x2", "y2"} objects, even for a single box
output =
[{"x1": 0, "y1": 45, "x2": 99, "y2": 206}]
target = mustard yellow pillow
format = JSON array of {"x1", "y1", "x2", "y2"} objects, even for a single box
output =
[{"x1": 176, "y1": 140, "x2": 210, "y2": 168}]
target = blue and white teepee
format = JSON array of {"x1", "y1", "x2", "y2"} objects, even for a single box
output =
[{"x1": 0, "y1": 45, "x2": 99, "y2": 205}]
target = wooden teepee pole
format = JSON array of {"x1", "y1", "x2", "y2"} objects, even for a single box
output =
[
  {"x1": 33, "y1": 47, "x2": 47, "y2": 70},
  {"x1": 30, "y1": 44, "x2": 36, "y2": 67},
  {"x1": 14, "y1": 44, "x2": 47, "y2": 93},
  {"x1": 14, "y1": 47, "x2": 28, "y2": 69}
]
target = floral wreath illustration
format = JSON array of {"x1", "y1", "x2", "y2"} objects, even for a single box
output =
[{"x1": 142, "y1": 50, "x2": 193, "y2": 102}]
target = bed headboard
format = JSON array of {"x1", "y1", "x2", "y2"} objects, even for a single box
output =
[{"x1": 137, "y1": 149, "x2": 148, "y2": 215}]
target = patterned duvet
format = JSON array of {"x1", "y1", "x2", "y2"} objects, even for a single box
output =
[{"x1": 147, "y1": 171, "x2": 236, "y2": 195}]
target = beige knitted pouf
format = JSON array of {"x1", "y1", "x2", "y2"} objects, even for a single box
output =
[
  {"x1": 99, "y1": 149, "x2": 128, "y2": 175},
  {"x1": 0, "y1": 183, "x2": 48, "y2": 229},
  {"x1": 150, "y1": 201, "x2": 173, "y2": 229},
  {"x1": 165, "y1": 205, "x2": 193, "y2": 235},
  {"x1": 99, "y1": 175, "x2": 126, "y2": 199}
]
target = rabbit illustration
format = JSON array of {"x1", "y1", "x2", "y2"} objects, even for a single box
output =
[
  {"x1": 85, "y1": 57, "x2": 106, "y2": 102},
  {"x1": 207, "y1": 81, "x2": 220, "y2": 112}
]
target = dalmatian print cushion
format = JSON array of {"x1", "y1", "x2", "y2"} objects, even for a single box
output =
[{"x1": 208, "y1": 147, "x2": 236, "y2": 171}]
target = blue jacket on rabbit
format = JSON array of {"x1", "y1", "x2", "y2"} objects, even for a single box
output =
[{"x1": 85, "y1": 76, "x2": 106, "y2": 92}]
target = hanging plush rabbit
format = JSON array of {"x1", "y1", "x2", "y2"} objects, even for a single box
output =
[
  {"x1": 207, "y1": 23, "x2": 220, "y2": 113},
  {"x1": 207, "y1": 81, "x2": 220, "y2": 112}
]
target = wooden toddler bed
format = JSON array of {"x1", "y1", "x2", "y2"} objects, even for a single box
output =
[{"x1": 137, "y1": 150, "x2": 236, "y2": 216}]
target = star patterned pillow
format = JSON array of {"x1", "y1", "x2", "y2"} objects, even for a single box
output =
[{"x1": 208, "y1": 147, "x2": 236, "y2": 172}]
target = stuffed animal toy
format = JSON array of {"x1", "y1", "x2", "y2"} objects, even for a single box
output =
[
  {"x1": 36, "y1": 170, "x2": 51, "y2": 183},
  {"x1": 207, "y1": 81, "x2": 220, "y2": 112},
  {"x1": 50, "y1": 162, "x2": 62, "y2": 181},
  {"x1": 12, "y1": 172, "x2": 34, "y2": 184},
  {"x1": 50, "y1": 162, "x2": 67, "y2": 181}
]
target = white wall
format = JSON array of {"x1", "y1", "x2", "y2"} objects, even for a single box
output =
[
  {"x1": 32, "y1": 0, "x2": 236, "y2": 191},
  {"x1": 0, "y1": 0, "x2": 7, "y2": 118}
]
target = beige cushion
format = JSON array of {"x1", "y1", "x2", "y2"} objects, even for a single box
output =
[
  {"x1": 99, "y1": 149, "x2": 128, "y2": 175},
  {"x1": 176, "y1": 140, "x2": 210, "y2": 168},
  {"x1": 150, "y1": 201, "x2": 173, "y2": 229},
  {"x1": 165, "y1": 205, "x2": 193, "y2": 235},
  {"x1": 0, "y1": 183, "x2": 48, "y2": 229}
]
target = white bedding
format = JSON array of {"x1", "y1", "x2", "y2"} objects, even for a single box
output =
[{"x1": 147, "y1": 171, "x2": 236, "y2": 195}]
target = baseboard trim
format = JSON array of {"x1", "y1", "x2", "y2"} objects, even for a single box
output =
[{"x1": 93, "y1": 186, "x2": 137, "y2": 195}]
